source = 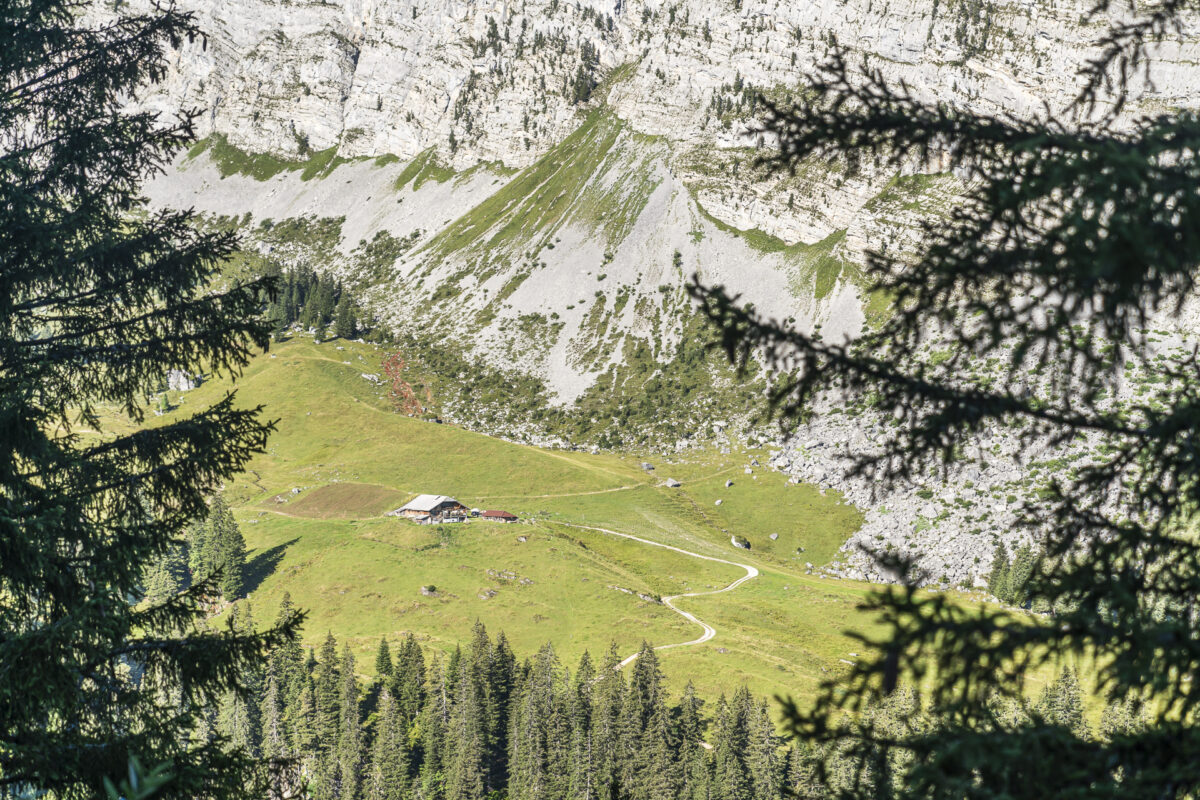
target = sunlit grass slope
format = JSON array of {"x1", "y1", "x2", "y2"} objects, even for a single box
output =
[{"x1": 148, "y1": 336, "x2": 886, "y2": 702}]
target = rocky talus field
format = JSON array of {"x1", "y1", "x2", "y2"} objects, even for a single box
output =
[{"x1": 109, "y1": 0, "x2": 1200, "y2": 586}]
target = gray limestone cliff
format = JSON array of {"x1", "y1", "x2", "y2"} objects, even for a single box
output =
[{"x1": 114, "y1": 0, "x2": 1200, "y2": 586}]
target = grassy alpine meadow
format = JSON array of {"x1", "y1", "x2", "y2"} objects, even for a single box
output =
[{"x1": 134, "y1": 335, "x2": 924, "y2": 703}]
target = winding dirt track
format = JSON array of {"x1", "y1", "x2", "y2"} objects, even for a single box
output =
[{"x1": 553, "y1": 523, "x2": 759, "y2": 669}]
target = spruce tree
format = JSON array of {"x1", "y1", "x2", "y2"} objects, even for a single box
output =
[
  {"x1": 591, "y1": 644, "x2": 627, "y2": 800},
  {"x1": 368, "y1": 687, "x2": 411, "y2": 800},
  {"x1": 710, "y1": 694, "x2": 750, "y2": 800},
  {"x1": 746, "y1": 699, "x2": 782, "y2": 800},
  {"x1": 273, "y1": 593, "x2": 308, "y2": 709},
  {"x1": 216, "y1": 605, "x2": 263, "y2": 757},
  {"x1": 621, "y1": 643, "x2": 670, "y2": 800},
  {"x1": 335, "y1": 294, "x2": 358, "y2": 340},
  {"x1": 1100, "y1": 696, "x2": 1148, "y2": 740},
  {"x1": 786, "y1": 742, "x2": 823, "y2": 800},
  {"x1": 291, "y1": 675, "x2": 320, "y2": 780},
  {"x1": 396, "y1": 632, "x2": 428, "y2": 723},
  {"x1": 676, "y1": 683, "x2": 711, "y2": 800},
  {"x1": 208, "y1": 493, "x2": 246, "y2": 600},
  {"x1": 142, "y1": 538, "x2": 188, "y2": 604},
  {"x1": 568, "y1": 652, "x2": 598, "y2": 800},
  {"x1": 261, "y1": 658, "x2": 287, "y2": 760},
  {"x1": 624, "y1": 643, "x2": 666, "y2": 735},
  {"x1": 187, "y1": 515, "x2": 215, "y2": 579},
  {"x1": 313, "y1": 633, "x2": 344, "y2": 800},
  {"x1": 509, "y1": 643, "x2": 571, "y2": 800},
  {"x1": 1006, "y1": 544, "x2": 1036, "y2": 608},
  {"x1": 375, "y1": 636, "x2": 394, "y2": 681},
  {"x1": 639, "y1": 708, "x2": 680, "y2": 800},
  {"x1": 446, "y1": 661, "x2": 487, "y2": 800},
  {"x1": 338, "y1": 646, "x2": 363, "y2": 800},
  {"x1": 418, "y1": 655, "x2": 452, "y2": 800},
  {"x1": 488, "y1": 631, "x2": 517, "y2": 790},
  {"x1": 0, "y1": 2, "x2": 302, "y2": 795},
  {"x1": 1037, "y1": 667, "x2": 1088, "y2": 738}
]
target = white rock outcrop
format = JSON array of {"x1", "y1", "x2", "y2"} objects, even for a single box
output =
[{"x1": 113, "y1": 0, "x2": 1200, "y2": 585}]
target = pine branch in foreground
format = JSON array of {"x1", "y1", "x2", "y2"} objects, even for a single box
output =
[
  {"x1": 691, "y1": 2, "x2": 1200, "y2": 797},
  {"x1": 0, "y1": 2, "x2": 302, "y2": 797}
]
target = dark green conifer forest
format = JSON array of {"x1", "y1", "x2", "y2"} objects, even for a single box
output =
[
  {"x1": 206, "y1": 617, "x2": 804, "y2": 800},
  {"x1": 182, "y1": 609, "x2": 1145, "y2": 800}
]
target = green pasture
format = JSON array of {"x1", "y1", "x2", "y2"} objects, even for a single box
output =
[{"x1": 137, "y1": 336, "x2": 944, "y2": 704}]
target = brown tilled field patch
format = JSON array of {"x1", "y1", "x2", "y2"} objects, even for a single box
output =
[{"x1": 281, "y1": 483, "x2": 408, "y2": 519}]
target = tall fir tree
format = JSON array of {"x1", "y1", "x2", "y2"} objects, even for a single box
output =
[
  {"x1": 312, "y1": 632, "x2": 344, "y2": 800},
  {"x1": 142, "y1": 537, "x2": 188, "y2": 604},
  {"x1": 187, "y1": 517, "x2": 211, "y2": 578},
  {"x1": 676, "y1": 683, "x2": 711, "y2": 800},
  {"x1": 1100, "y1": 696, "x2": 1148, "y2": 740},
  {"x1": 261, "y1": 658, "x2": 287, "y2": 761},
  {"x1": 1006, "y1": 544, "x2": 1036, "y2": 608},
  {"x1": 216, "y1": 605, "x2": 263, "y2": 757},
  {"x1": 591, "y1": 644, "x2": 627, "y2": 800},
  {"x1": 568, "y1": 652, "x2": 598, "y2": 800},
  {"x1": 639, "y1": 707, "x2": 680, "y2": 800},
  {"x1": 711, "y1": 694, "x2": 750, "y2": 800},
  {"x1": 291, "y1": 675, "x2": 320, "y2": 781},
  {"x1": 488, "y1": 631, "x2": 517, "y2": 791},
  {"x1": 375, "y1": 636, "x2": 394, "y2": 681},
  {"x1": 417, "y1": 654, "x2": 452, "y2": 800},
  {"x1": 396, "y1": 633, "x2": 428, "y2": 724},
  {"x1": 209, "y1": 493, "x2": 247, "y2": 599},
  {"x1": 334, "y1": 294, "x2": 358, "y2": 340},
  {"x1": 338, "y1": 645, "x2": 363, "y2": 800},
  {"x1": 621, "y1": 643, "x2": 670, "y2": 800},
  {"x1": 368, "y1": 687, "x2": 411, "y2": 800},
  {"x1": 273, "y1": 593, "x2": 308, "y2": 709},
  {"x1": 786, "y1": 742, "x2": 823, "y2": 800},
  {"x1": 1036, "y1": 667, "x2": 1088, "y2": 739},
  {"x1": 509, "y1": 643, "x2": 572, "y2": 800},
  {"x1": 446, "y1": 659, "x2": 487, "y2": 800},
  {"x1": 745, "y1": 699, "x2": 782, "y2": 800},
  {"x1": 0, "y1": 2, "x2": 302, "y2": 795},
  {"x1": 987, "y1": 542, "x2": 1010, "y2": 601}
]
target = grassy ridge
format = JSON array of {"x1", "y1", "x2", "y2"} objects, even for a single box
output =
[{"x1": 186, "y1": 134, "x2": 355, "y2": 182}]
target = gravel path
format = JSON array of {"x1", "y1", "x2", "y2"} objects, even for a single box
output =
[{"x1": 553, "y1": 522, "x2": 759, "y2": 668}]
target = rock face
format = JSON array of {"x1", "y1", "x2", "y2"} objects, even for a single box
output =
[
  {"x1": 167, "y1": 370, "x2": 199, "y2": 391},
  {"x1": 117, "y1": 0, "x2": 1200, "y2": 585},
  {"x1": 132, "y1": 0, "x2": 1200, "y2": 407},
  {"x1": 126, "y1": 0, "x2": 1199, "y2": 167},
  {"x1": 125, "y1": 0, "x2": 1200, "y2": 243}
]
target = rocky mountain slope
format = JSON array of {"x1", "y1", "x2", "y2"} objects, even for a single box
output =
[{"x1": 122, "y1": 0, "x2": 1200, "y2": 585}]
